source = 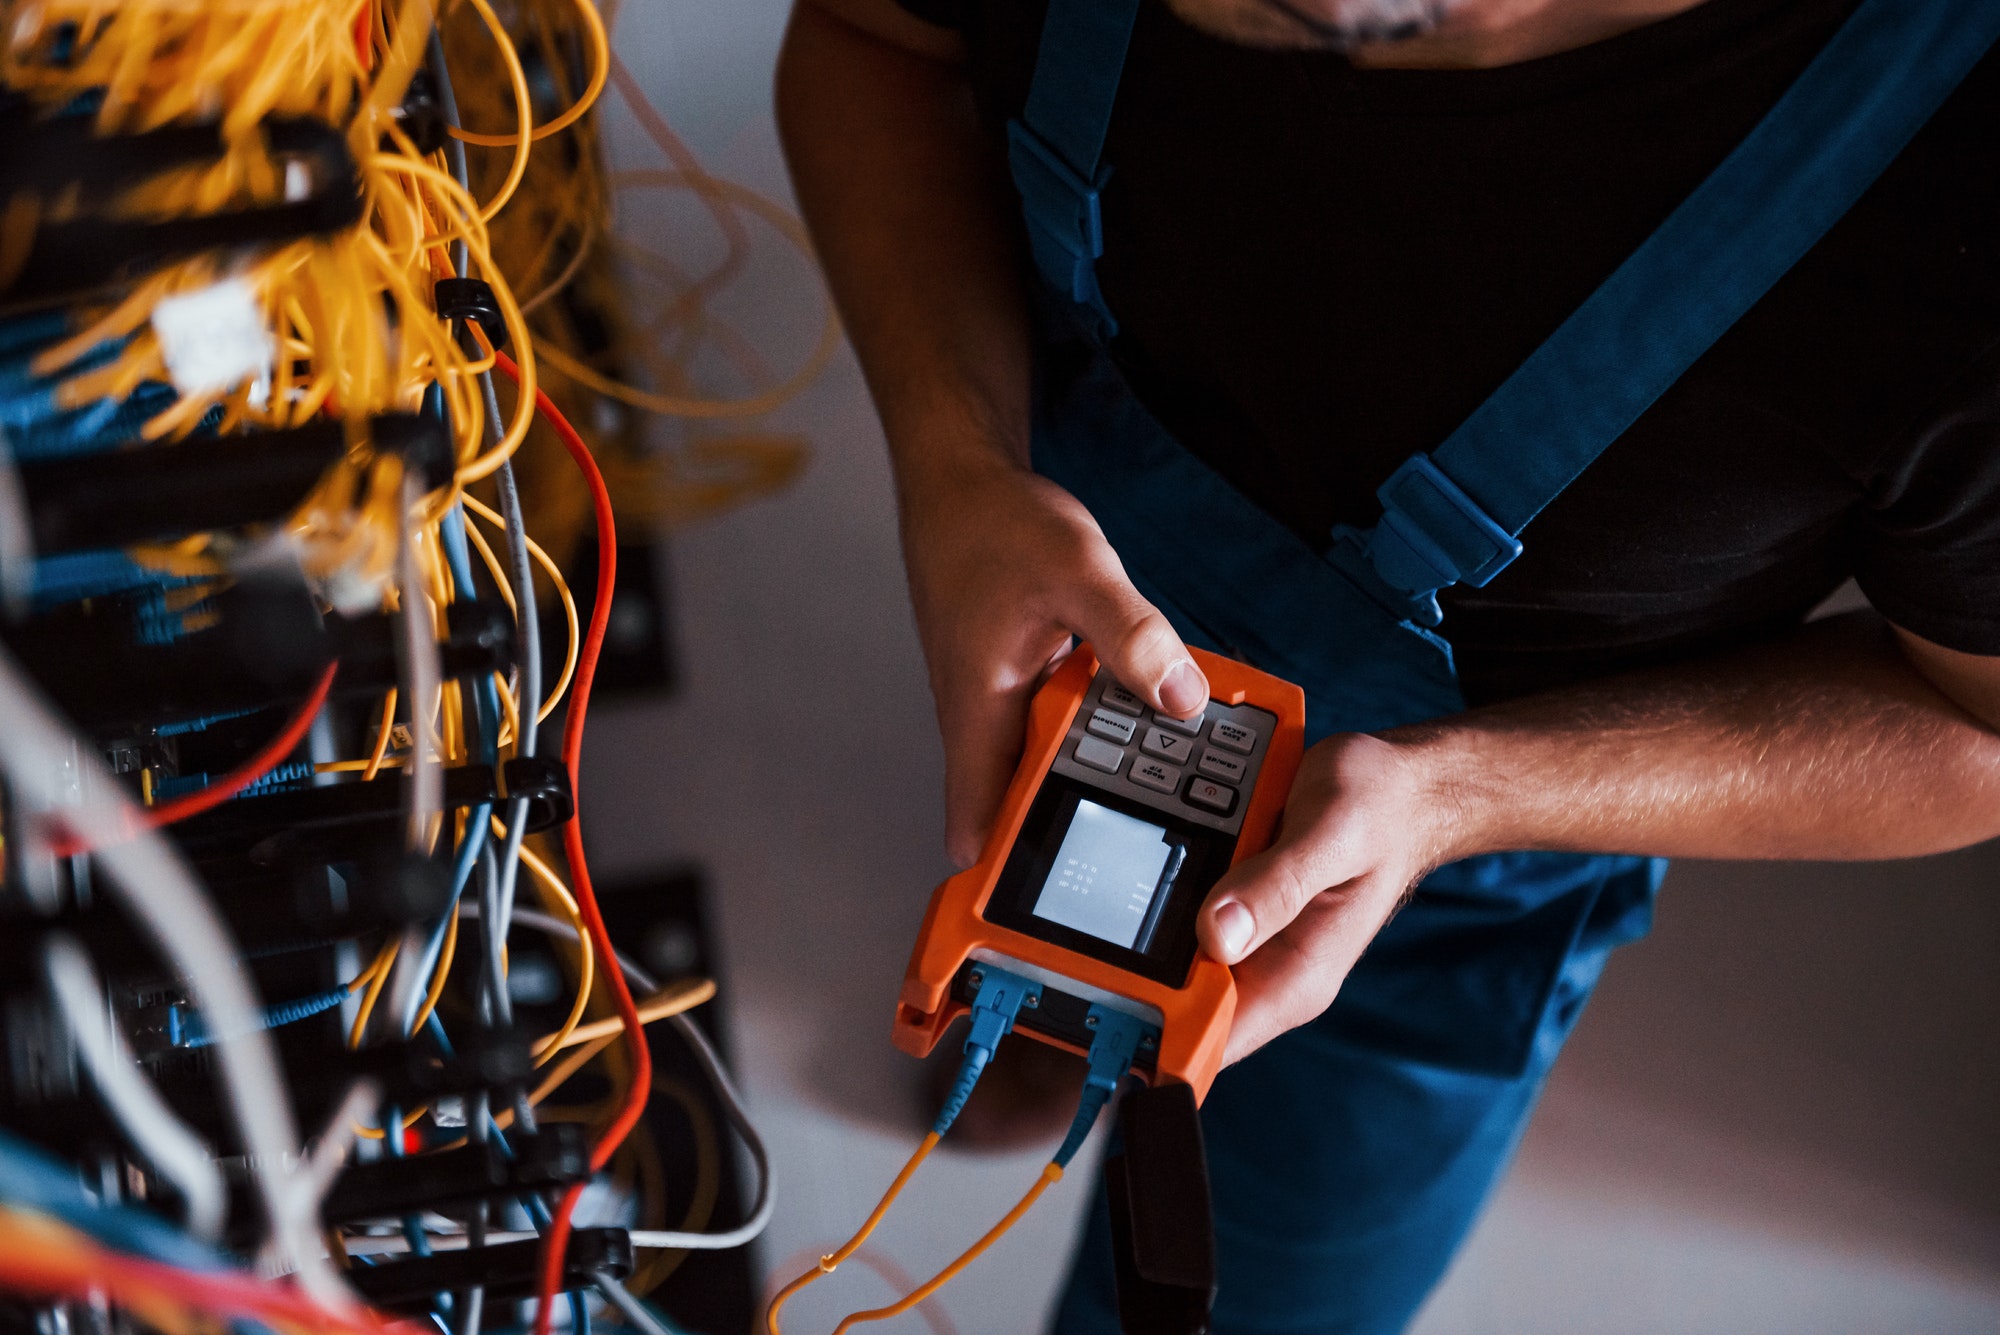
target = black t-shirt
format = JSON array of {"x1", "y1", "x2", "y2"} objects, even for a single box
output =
[{"x1": 894, "y1": 0, "x2": 2000, "y2": 702}]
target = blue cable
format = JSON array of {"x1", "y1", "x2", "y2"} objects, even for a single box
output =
[
  {"x1": 398, "y1": 805, "x2": 490, "y2": 1036},
  {"x1": 396, "y1": 502, "x2": 502, "y2": 1036},
  {"x1": 426, "y1": 1008, "x2": 456, "y2": 1056},
  {"x1": 438, "y1": 503, "x2": 500, "y2": 769},
  {"x1": 470, "y1": 1116, "x2": 556, "y2": 1231},
  {"x1": 1054, "y1": 1005, "x2": 1154, "y2": 1169},
  {"x1": 169, "y1": 972, "x2": 462, "y2": 1053},
  {"x1": 170, "y1": 986, "x2": 351, "y2": 1048},
  {"x1": 933, "y1": 966, "x2": 1041, "y2": 1137},
  {"x1": 383, "y1": 1103, "x2": 433, "y2": 1258},
  {"x1": 442, "y1": 499, "x2": 568, "y2": 1266},
  {"x1": 0, "y1": 1126, "x2": 221, "y2": 1268}
]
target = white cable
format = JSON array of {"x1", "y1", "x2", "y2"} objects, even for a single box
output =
[
  {"x1": 378, "y1": 922, "x2": 432, "y2": 1046},
  {"x1": 648, "y1": 1011, "x2": 775, "y2": 1250},
  {"x1": 350, "y1": 1223, "x2": 766, "y2": 1254},
  {"x1": 0, "y1": 648, "x2": 339, "y2": 1299},
  {"x1": 44, "y1": 935, "x2": 226, "y2": 1241},
  {"x1": 290, "y1": 1079, "x2": 381, "y2": 1225},
  {"x1": 453, "y1": 905, "x2": 775, "y2": 1250},
  {"x1": 398, "y1": 475, "x2": 443, "y2": 852}
]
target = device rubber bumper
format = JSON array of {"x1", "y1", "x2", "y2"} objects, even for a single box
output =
[{"x1": 890, "y1": 647, "x2": 1303, "y2": 1104}]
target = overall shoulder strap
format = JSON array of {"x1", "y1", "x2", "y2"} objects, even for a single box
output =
[
  {"x1": 1009, "y1": 0, "x2": 1144, "y2": 337},
  {"x1": 1336, "y1": 0, "x2": 2000, "y2": 628}
]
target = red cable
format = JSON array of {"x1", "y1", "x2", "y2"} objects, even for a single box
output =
[
  {"x1": 353, "y1": 0, "x2": 372, "y2": 67},
  {"x1": 0, "y1": 1236, "x2": 414, "y2": 1335},
  {"x1": 46, "y1": 661, "x2": 339, "y2": 859},
  {"x1": 491, "y1": 351, "x2": 650, "y2": 1335}
]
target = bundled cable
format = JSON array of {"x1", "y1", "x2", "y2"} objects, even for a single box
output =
[{"x1": 0, "y1": 0, "x2": 817, "y2": 1329}]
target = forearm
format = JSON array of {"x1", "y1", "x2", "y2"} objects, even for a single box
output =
[
  {"x1": 775, "y1": 0, "x2": 1032, "y2": 494},
  {"x1": 1393, "y1": 612, "x2": 2000, "y2": 863}
]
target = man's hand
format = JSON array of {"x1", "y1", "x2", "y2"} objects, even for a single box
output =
[
  {"x1": 776, "y1": 0, "x2": 1208, "y2": 866},
  {"x1": 901, "y1": 455, "x2": 1209, "y2": 867},
  {"x1": 1197, "y1": 733, "x2": 1455, "y2": 1064},
  {"x1": 1195, "y1": 613, "x2": 2000, "y2": 1067}
]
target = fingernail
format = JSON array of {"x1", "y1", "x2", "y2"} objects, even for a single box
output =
[
  {"x1": 1160, "y1": 660, "x2": 1206, "y2": 717},
  {"x1": 1211, "y1": 900, "x2": 1253, "y2": 961}
]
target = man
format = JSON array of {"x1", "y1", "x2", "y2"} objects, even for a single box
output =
[{"x1": 774, "y1": 0, "x2": 2000, "y2": 1329}]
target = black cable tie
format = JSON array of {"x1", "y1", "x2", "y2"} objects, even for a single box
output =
[
  {"x1": 392, "y1": 69, "x2": 448, "y2": 158},
  {"x1": 498, "y1": 756, "x2": 574, "y2": 833},
  {"x1": 434, "y1": 277, "x2": 508, "y2": 352}
]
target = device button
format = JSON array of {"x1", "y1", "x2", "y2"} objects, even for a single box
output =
[
  {"x1": 1100, "y1": 682, "x2": 1145, "y2": 716},
  {"x1": 1140, "y1": 728, "x2": 1194, "y2": 764},
  {"x1": 1129, "y1": 757, "x2": 1181, "y2": 794},
  {"x1": 1196, "y1": 749, "x2": 1247, "y2": 784},
  {"x1": 1086, "y1": 708, "x2": 1138, "y2": 744},
  {"x1": 1152, "y1": 709, "x2": 1204, "y2": 735},
  {"x1": 1210, "y1": 719, "x2": 1257, "y2": 754},
  {"x1": 1074, "y1": 735, "x2": 1126, "y2": 774},
  {"x1": 1185, "y1": 777, "x2": 1237, "y2": 815}
]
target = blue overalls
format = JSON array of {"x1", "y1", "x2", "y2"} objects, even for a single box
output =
[{"x1": 997, "y1": 2, "x2": 2000, "y2": 1329}]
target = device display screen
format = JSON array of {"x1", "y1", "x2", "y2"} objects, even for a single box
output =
[
  {"x1": 1029, "y1": 799, "x2": 1186, "y2": 953},
  {"x1": 984, "y1": 780, "x2": 1236, "y2": 986}
]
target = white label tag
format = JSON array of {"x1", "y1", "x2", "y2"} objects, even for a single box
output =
[{"x1": 150, "y1": 277, "x2": 275, "y2": 396}]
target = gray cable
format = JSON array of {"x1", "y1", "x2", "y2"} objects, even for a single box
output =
[
  {"x1": 461, "y1": 904, "x2": 656, "y2": 993},
  {"x1": 491, "y1": 393, "x2": 541, "y2": 761},
  {"x1": 454, "y1": 905, "x2": 775, "y2": 1251},
  {"x1": 430, "y1": 12, "x2": 543, "y2": 1047},
  {"x1": 463, "y1": 847, "x2": 494, "y2": 1335},
  {"x1": 489, "y1": 409, "x2": 540, "y2": 958},
  {"x1": 44, "y1": 936, "x2": 226, "y2": 1240},
  {"x1": 592, "y1": 1272, "x2": 683, "y2": 1335},
  {"x1": 477, "y1": 843, "x2": 512, "y2": 1029},
  {"x1": 648, "y1": 1012, "x2": 775, "y2": 1250},
  {"x1": 426, "y1": 30, "x2": 473, "y2": 281},
  {"x1": 432, "y1": 29, "x2": 546, "y2": 1272}
]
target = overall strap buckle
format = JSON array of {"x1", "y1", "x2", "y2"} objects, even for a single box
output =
[
  {"x1": 1008, "y1": 119, "x2": 1117, "y2": 337},
  {"x1": 1328, "y1": 455, "x2": 1523, "y2": 630}
]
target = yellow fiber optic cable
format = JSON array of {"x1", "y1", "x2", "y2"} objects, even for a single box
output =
[
  {"x1": 462, "y1": 493, "x2": 580, "y2": 722},
  {"x1": 450, "y1": 0, "x2": 608, "y2": 146},
  {"x1": 453, "y1": 0, "x2": 533, "y2": 222},
  {"x1": 546, "y1": 978, "x2": 716, "y2": 1052},
  {"x1": 765, "y1": 1134, "x2": 942, "y2": 1335},
  {"x1": 504, "y1": 835, "x2": 595, "y2": 1058},
  {"x1": 830, "y1": 1167, "x2": 1065, "y2": 1334}
]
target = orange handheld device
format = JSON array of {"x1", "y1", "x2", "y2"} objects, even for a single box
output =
[
  {"x1": 893, "y1": 645, "x2": 1305, "y2": 1103},
  {"x1": 766, "y1": 647, "x2": 1302, "y2": 1334}
]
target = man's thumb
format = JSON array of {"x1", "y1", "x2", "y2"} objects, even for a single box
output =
[{"x1": 1062, "y1": 576, "x2": 1207, "y2": 719}]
